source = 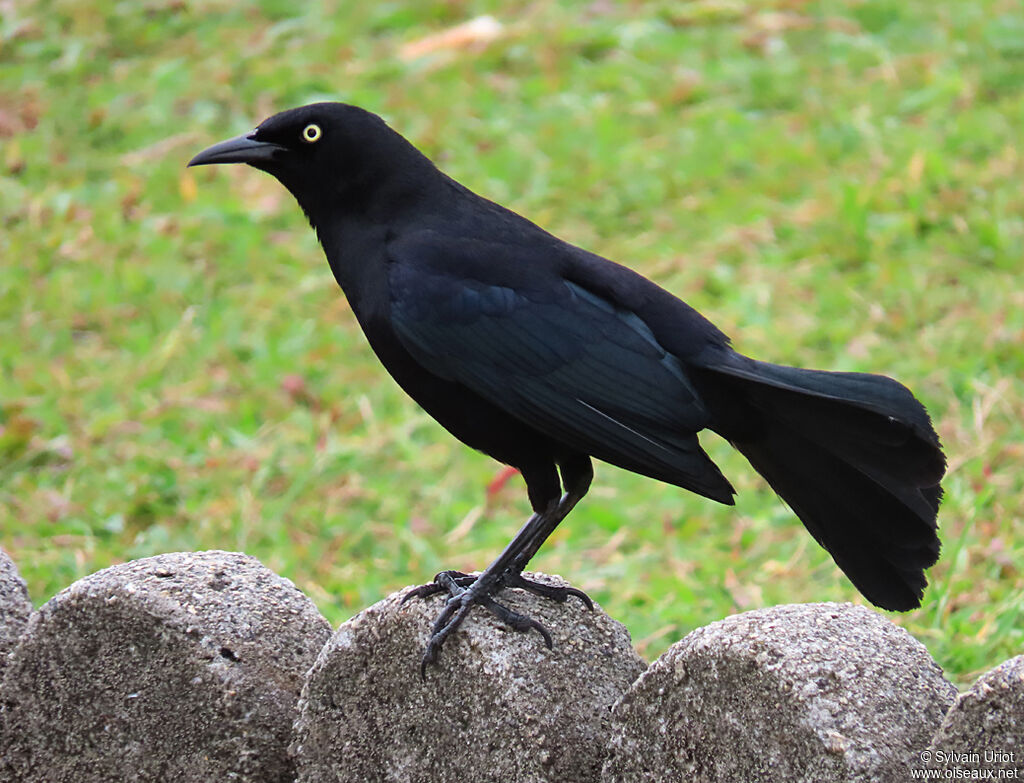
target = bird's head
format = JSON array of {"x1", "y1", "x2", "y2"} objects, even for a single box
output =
[{"x1": 188, "y1": 102, "x2": 436, "y2": 223}]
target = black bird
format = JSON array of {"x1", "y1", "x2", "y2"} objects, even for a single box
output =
[{"x1": 189, "y1": 103, "x2": 945, "y2": 672}]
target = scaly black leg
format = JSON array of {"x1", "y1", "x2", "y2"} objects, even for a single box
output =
[
  {"x1": 507, "y1": 454, "x2": 592, "y2": 575},
  {"x1": 404, "y1": 455, "x2": 594, "y2": 677}
]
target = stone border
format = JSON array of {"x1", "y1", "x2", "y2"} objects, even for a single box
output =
[
  {"x1": 1, "y1": 551, "x2": 330, "y2": 782},
  {"x1": 0, "y1": 548, "x2": 31, "y2": 682},
  {"x1": 0, "y1": 550, "x2": 1019, "y2": 782}
]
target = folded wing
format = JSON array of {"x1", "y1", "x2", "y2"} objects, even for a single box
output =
[{"x1": 387, "y1": 232, "x2": 735, "y2": 503}]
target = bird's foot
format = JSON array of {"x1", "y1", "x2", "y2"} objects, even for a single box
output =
[
  {"x1": 502, "y1": 571, "x2": 594, "y2": 609},
  {"x1": 402, "y1": 569, "x2": 593, "y2": 608},
  {"x1": 401, "y1": 569, "x2": 593, "y2": 678},
  {"x1": 400, "y1": 569, "x2": 475, "y2": 603}
]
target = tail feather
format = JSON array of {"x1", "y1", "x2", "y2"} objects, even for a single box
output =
[{"x1": 694, "y1": 355, "x2": 945, "y2": 611}]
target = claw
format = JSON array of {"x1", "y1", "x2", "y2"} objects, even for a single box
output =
[
  {"x1": 479, "y1": 594, "x2": 554, "y2": 648},
  {"x1": 419, "y1": 600, "x2": 474, "y2": 681},
  {"x1": 403, "y1": 568, "x2": 588, "y2": 676},
  {"x1": 401, "y1": 583, "x2": 443, "y2": 604},
  {"x1": 503, "y1": 572, "x2": 594, "y2": 610},
  {"x1": 401, "y1": 570, "x2": 472, "y2": 605}
]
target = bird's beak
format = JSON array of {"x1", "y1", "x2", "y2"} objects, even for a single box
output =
[{"x1": 187, "y1": 132, "x2": 286, "y2": 167}]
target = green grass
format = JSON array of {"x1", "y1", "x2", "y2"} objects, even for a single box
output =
[{"x1": 2, "y1": 0, "x2": 1021, "y2": 688}]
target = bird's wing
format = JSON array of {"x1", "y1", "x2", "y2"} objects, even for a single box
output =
[{"x1": 386, "y1": 232, "x2": 734, "y2": 502}]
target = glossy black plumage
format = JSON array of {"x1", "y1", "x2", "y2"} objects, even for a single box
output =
[{"x1": 190, "y1": 103, "x2": 946, "y2": 666}]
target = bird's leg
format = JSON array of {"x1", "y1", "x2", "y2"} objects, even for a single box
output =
[
  {"x1": 501, "y1": 455, "x2": 593, "y2": 604},
  {"x1": 399, "y1": 505, "x2": 552, "y2": 606},
  {"x1": 407, "y1": 502, "x2": 560, "y2": 678},
  {"x1": 404, "y1": 456, "x2": 594, "y2": 676},
  {"x1": 399, "y1": 488, "x2": 591, "y2": 606}
]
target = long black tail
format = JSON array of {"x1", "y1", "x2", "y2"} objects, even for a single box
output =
[{"x1": 693, "y1": 354, "x2": 946, "y2": 611}]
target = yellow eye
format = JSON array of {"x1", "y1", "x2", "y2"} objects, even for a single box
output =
[{"x1": 302, "y1": 123, "x2": 322, "y2": 143}]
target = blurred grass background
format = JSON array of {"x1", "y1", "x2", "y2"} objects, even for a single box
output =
[{"x1": 2, "y1": 0, "x2": 1021, "y2": 687}]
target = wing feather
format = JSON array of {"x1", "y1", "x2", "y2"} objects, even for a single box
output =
[{"x1": 387, "y1": 234, "x2": 734, "y2": 502}]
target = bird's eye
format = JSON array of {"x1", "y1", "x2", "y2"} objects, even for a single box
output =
[{"x1": 302, "y1": 124, "x2": 322, "y2": 143}]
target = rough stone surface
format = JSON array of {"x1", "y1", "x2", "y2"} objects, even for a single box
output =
[
  {"x1": 925, "y1": 655, "x2": 1024, "y2": 776},
  {"x1": 603, "y1": 602, "x2": 957, "y2": 783},
  {"x1": 0, "y1": 547, "x2": 31, "y2": 680},
  {"x1": 1, "y1": 550, "x2": 331, "y2": 783},
  {"x1": 292, "y1": 572, "x2": 647, "y2": 783}
]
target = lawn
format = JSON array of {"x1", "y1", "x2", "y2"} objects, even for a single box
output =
[{"x1": 2, "y1": 0, "x2": 1021, "y2": 687}]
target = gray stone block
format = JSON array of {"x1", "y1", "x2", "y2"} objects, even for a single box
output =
[
  {"x1": 924, "y1": 655, "x2": 1024, "y2": 775},
  {"x1": 292, "y1": 572, "x2": 646, "y2": 783},
  {"x1": 1, "y1": 550, "x2": 331, "y2": 782},
  {"x1": 603, "y1": 602, "x2": 956, "y2": 783},
  {"x1": 0, "y1": 547, "x2": 31, "y2": 679}
]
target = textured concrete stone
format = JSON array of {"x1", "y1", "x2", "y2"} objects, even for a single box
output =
[
  {"x1": 603, "y1": 603, "x2": 956, "y2": 783},
  {"x1": 0, "y1": 547, "x2": 31, "y2": 679},
  {"x1": 1, "y1": 551, "x2": 331, "y2": 782},
  {"x1": 292, "y1": 572, "x2": 646, "y2": 783},
  {"x1": 925, "y1": 655, "x2": 1024, "y2": 776}
]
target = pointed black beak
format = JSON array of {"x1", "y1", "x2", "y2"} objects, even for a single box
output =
[{"x1": 187, "y1": 132, "x2": 286, "y2": 167}]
